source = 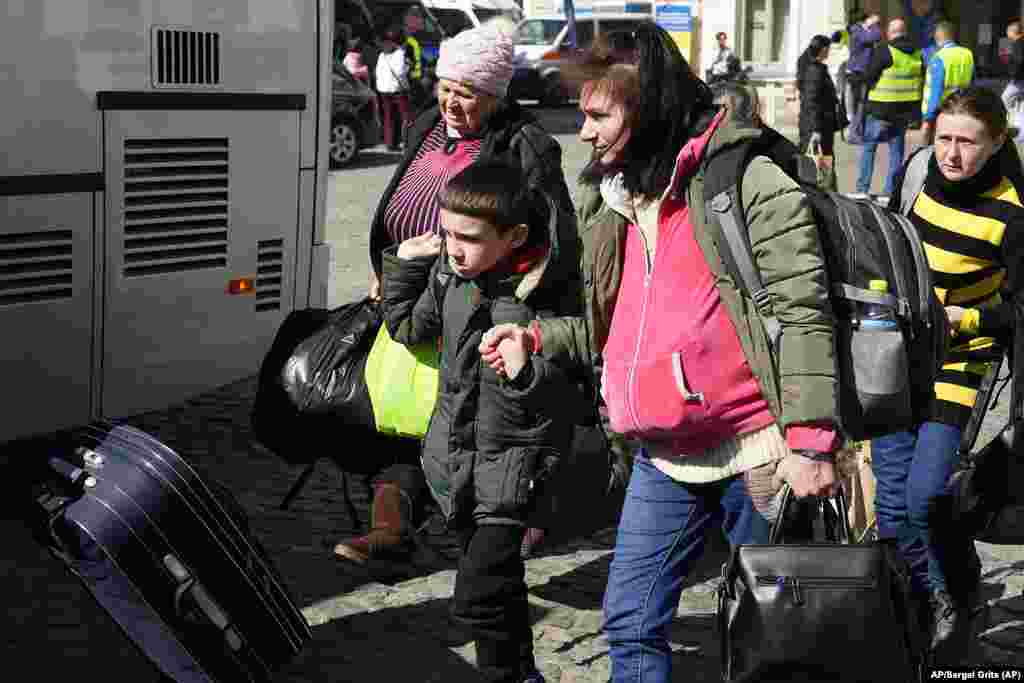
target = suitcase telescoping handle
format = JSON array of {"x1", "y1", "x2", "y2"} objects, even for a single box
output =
[
  {"x1": 48, "y1": 456, "x2": 90, "y2": 488},
  {"x1": 768, "y1": 483, "x2": 851, "y2": 544}
]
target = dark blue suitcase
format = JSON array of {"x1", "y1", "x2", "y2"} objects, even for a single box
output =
[{"x1": 31, "y1": 421, "x2": 311, "y2": 682}]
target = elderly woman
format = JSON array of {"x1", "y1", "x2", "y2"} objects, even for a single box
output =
[{"x1": 334, "y1": 21, "x2": 580, "y2": 568}]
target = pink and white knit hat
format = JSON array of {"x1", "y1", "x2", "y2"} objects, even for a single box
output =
[{"x1": 435, "y1": 22, "x2": 515, "y2": 98}]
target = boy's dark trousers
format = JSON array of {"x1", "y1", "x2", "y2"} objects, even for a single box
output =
[{"x1": 451, "y1": 523, "x2": 533, "y2": 683}]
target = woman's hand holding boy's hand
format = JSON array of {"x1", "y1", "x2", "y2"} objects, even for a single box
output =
[
  {"x1": 397, "y1": 233, "x2": 442, "y2": 260},
  {"x1": 479, "y1": 323, "x2": 532, "y2": 378}
]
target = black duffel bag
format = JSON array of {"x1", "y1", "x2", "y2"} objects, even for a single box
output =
[
  {"x1": 251, "y1": 307, "x2": 333, "y2": 465},
  {"x1": 251, "y1": 299, "x2": 380, "y2": 465},
  {"x1": 280, "y1": 298, "x2": 380, "y2": 427},
  {"x1": 717, "y1": 485, "x2": 926, "y2": 682}
]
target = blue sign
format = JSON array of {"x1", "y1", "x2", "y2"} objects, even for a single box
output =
[{"x1": 656, "y1": 4, "x2": 692, "y2": 33}]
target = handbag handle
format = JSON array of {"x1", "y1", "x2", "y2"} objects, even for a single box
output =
[
  {"x1": 768, "y1": 482, "x2": 851, "y2": 544},
  {"x1": 807, "y1": 133, "x2": 823, "y2": 157}
]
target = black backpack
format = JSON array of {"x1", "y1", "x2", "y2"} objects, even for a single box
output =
[{"x1": 701, "y1": 127, "x2": 948, "y2": 441}]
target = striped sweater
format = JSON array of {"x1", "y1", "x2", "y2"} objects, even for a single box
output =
[
  {"x1": 905, "y1": 153, "x2": 1024, "y2": 427},
  {"x1": 382, "y1": 120, "x2": 482, "y2": 244}
]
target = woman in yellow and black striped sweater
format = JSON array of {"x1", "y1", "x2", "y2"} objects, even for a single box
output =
[{"x1": 875, "y1": 86, "x2": 1024, "y2": 664}]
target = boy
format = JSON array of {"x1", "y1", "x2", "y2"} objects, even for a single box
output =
[{"x1": 380, "y1": 161, "x2": 582, "y2": 683}]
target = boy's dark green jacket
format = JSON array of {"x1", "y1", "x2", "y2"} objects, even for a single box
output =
[{"x1": 381, "y1": 199, "x2": 585, "y2": 527}]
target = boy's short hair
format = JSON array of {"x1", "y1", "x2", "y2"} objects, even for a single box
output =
[{"x1": 438, "y1": 162, "x2": 550, "y2": 248}]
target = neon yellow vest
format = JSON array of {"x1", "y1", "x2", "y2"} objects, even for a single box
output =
[
  {"x1": 868, "y1": 46, "x2": 923, "y2": 103},
  {"x1": 405, "y1": 36, "x2": 423, "y2": 81},
  {"x1": 923, "y1": 45, "x2": 974, "y2": 114}
]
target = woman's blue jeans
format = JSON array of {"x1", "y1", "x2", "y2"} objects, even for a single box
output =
[
  {"x1": 871, "y1": 422, "x2": 962, "y2": 596},
  {"x1": 603, "y1": 454, "x2": 771, "y2": 682}
]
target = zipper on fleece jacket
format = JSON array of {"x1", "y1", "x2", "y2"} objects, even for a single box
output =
[{"x1": 624, "y1": 225, "x2": 654, "y2": 433}]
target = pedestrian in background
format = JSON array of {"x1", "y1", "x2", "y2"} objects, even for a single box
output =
[
  {"x1": 921, "y1": 20, "x2": 974, "y2": 144},
  {"x1": 845, "y1": 11, "x2": 883, "y2": 140},
  {"x1": 343, "y1": 36, "x2": 371, "y2": 86},
  {"x1": 1002, "y1": 19, "x2": 1024, "y2": 142},
  {"x1": 797, "y1": 35, "x2": 841, "y2": 175},
  {"x1": 856, "y1": 17, "x2": 923, "y2": 196},
  {"x1": 706, "y1": 31, "x2": 741, "y2": 84},
  {"x1": 402, "y1": 8, "x2": 429, "y2": 111},
  {"x1": 375, "y1": 26, "x2": 412, "y2": 151}
]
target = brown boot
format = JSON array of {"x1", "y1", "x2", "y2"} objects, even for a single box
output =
[{"x1": 333, "y1": 482, "x2": 412, "y2": 564}]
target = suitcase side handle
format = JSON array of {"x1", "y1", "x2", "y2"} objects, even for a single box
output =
[{"x1": 163, "y1": 554, "x2": 245, "y2": 652}]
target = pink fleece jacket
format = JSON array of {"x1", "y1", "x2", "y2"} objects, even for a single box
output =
[{"x1": 601, "y1": 116, "x2": 838, "y2": 455}]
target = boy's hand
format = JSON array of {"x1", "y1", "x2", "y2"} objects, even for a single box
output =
[
  {"x1": 397, "y1": 233, "x2": 442, "y2": 260},
  {"x1": 479, "y1": 324, "x2": 531, "y2": 377},
  {"x1": 479, "y1": 323, "x2": 526, "y2": 371},
  {"x1": 497, "y1": 337, "x2": 529, "y2": 380}
]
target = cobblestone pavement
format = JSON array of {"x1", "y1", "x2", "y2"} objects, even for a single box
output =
[{"x1": 4, "y1": 120, "x2": 1024, "y2": 682}]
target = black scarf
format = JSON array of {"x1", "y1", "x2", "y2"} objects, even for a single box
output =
[{"x1": 926, "y1": 147, "x2": 1006, "y2": 209}]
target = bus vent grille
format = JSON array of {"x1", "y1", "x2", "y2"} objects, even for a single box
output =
[
  {"x1": 256, "y1": 239, "x2": 283, "y2": 312},
  {"x1": 152, "y1": 27, "x2": 221, "y2": 87},
  {"x1": 123, "y1": 137, "x2": 229, "y2": 277},
  {"x1": 0, "y1": 230, "x2": 74, "y2": 306}
]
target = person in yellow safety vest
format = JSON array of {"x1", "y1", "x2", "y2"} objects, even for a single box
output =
[
  {"x1": 856, "y1": 18, "x2": 924, "y2": 195},
  {"x1": 403, "y1": 8, "x2": 426, "y2": 108},
  {"x1": 921, "y1": 19, "x2": 974, "y2": 142}
]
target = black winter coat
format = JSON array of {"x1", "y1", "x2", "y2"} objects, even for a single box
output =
[
  {"x1": 369, "y1": 101, "x2": 581, "y2": 317},
  {"x1": 798, "y1": 62, "x2": 841, "y2": 139},
  {"x1": 380, "y1": 205, "x2": 582, "y2": 527}
]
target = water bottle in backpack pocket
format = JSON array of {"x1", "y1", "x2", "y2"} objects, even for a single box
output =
[{"x1": 842, "y1": 278, "x2": 913, "y2": 438}]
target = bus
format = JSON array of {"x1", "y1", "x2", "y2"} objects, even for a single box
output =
[{"x1": 0, "y1": 0, "x2": 335, "y2": 443}]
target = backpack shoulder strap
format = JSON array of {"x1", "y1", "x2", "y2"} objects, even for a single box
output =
[
  {"x1": 704, "y1": 139, "x2": 783, "y2": 348},
  {"x1": 899, "y1": 146, "x2": 932, "y2": 216}
]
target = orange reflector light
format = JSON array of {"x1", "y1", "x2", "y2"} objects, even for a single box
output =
[
  {"x1": 227, "y1": 278, "x2": 255, "y2": 295},
  {"x1": 541, "y1": 49, "x2": 561, "y2": 60}
]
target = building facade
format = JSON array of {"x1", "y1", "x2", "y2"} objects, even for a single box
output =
[{"x1": 700, "y1": 0, "x2": 1024, "y2": 80}]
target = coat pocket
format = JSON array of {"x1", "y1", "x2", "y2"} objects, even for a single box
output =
[
  {"x1": 475, "y1": 447, "x2": 558, "y2": 521},
  {"x1": 626, "y1": 352, "x2": 708, "y2": 436}
]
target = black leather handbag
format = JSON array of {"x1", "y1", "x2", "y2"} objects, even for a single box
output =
[{"x1": 717, "y1": 485, "x2": 925, "y2": 682}]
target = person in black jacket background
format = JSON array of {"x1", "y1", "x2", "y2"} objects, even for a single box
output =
[{"x1": 797, "y1": 35, "x2": 841, "y2": 158}]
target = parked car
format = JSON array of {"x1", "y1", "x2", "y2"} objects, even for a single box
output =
[
  {"x1": 331, "y1": 66, "x2": 381, "y2": 168},
  {"x1": 510, "y1": 17, "x2": 641, "y2": 105}
]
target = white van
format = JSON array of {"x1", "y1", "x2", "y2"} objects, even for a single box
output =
[
  {"x1": 511, "y1": 14, "x2": 645, "y2": 104},
  {"x1": 421, "y1": 0, "x2": 522, "y2": 35}
]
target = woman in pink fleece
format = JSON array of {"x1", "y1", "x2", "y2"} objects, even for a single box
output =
[{"x1": 481, "y1": 24, "x2": 841, "y2": 682}]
